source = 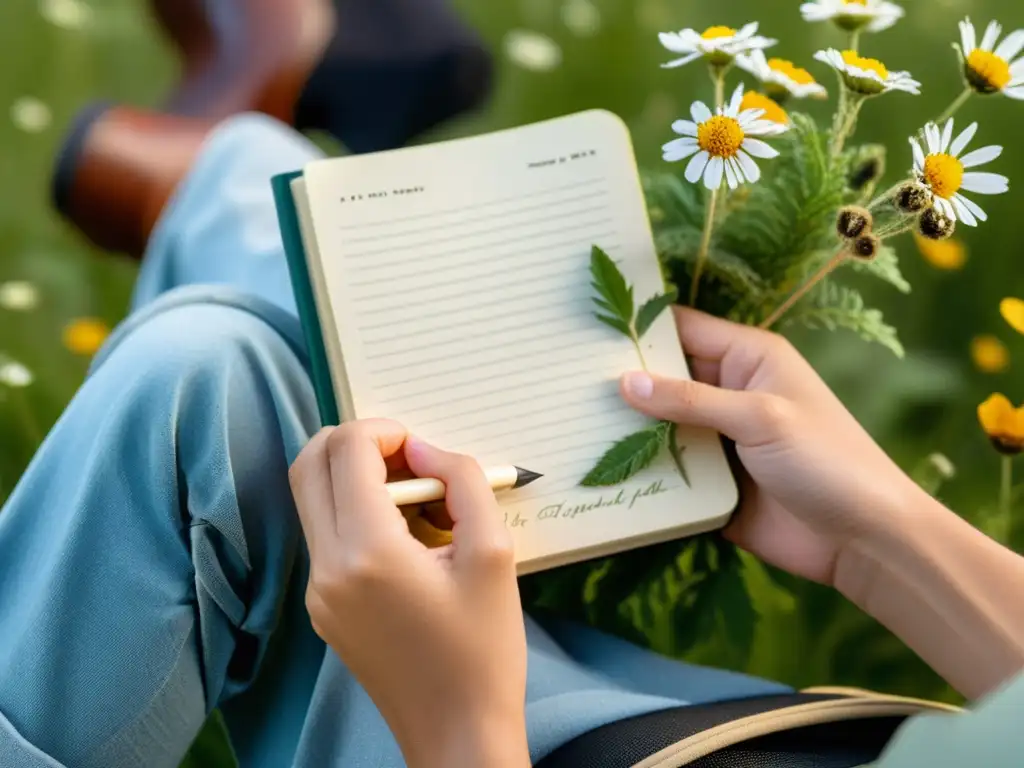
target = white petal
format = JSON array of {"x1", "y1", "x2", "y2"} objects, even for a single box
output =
[
  {"x1": 738, "y1": 109, "x2": 766, "y2": 128},
  {"x1": 959, "y1": 144, "x2": 1002, "y2": 168},
  {"x1": 658, "y1": 31, "x2": 697, "y2": 54},
  {"x1": 960, "y1": 172, "x2": 1010, "y2": 195},
  {"x1": 937, "y1": 197, "x2": 957, "y2": 221},
  {"x1": 961, "y1": 18, "x2": 977, "y2": 53},
  {"x1": 741, "y1": 117, "x2": 770, "y2": 134},
  {"x1": 813, "y1": 49, "x2": 834, "y2": 67},
  {"x1": 724, "y1": 157, "x2": 739, "y2": 189},
  {"x1": 741, "y1": 137, "x2": 779, "y2": 159},
  {"x1": 940, "y1": 119, "x2": 955, "y2": 153},
  {"x1": 662, "y1": 138, "x2": 700, "y2": 162},
  {"x1": 951, "y1": 195, "x2": 977, "y2": 227},
  {"x1": 684, "y1": 151, "x2": 710, "y2": 183},
  {"x1": 734, "y1": 21, "x2": 759, "y2": 41},
  {"x1": 910, "y1": 137, "x2": 925, "y2": 171},
  {"x1": 1003, "y1": 84, "x2": 1024, "y2": 99},
  {"x1": 704, "y1": 156, "x2": 725, "y2": 190},
  {"x1": 981, "y1": 21, "x2": 1002, "y2": 51},
  {"x1": 671, "y1": 119, "x2": 699, "y2": 136},
  {"x1": 950, "y1": 122, "x2": 978, "y2": 157},
  {"x1": 996, "y1": 30, "x2": 1024, "y2": 61},
  {"x1": 727, "y1": 83, "x2": 745, "y2": 117},
  {"x1": 736, "y1": 150, "x2": 761, "y2": 183},
  {"x1": 662, "y1": 52, "x2": 704, "y2": 69},
  {"x1": 690, "y1": 101, "x2": 713, "y2": 124},
  {"x1": 924, "y1": 123, "x2": 941, "y2": 154},
  {"x1": 957, "y1": 194, "x2": 988, "y2": 223}
]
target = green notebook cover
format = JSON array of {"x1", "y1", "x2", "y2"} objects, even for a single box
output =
[{"x1": 271, "y1": 171, "x2": 341, "y2": 427}]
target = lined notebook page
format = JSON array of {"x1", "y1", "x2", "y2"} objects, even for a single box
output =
[{"x1": 302, "y1": 111, "x2": 736, "y2": 572}]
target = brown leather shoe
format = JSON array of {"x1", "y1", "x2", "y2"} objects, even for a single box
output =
[
  {"x1": 53, "y1": 106, "x2": 212, "y2": 258},
  {"x1": 52, "y1": 0, "x2": 494, "y2": 258}
]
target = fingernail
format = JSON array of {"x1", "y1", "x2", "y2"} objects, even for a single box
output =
[
  {"x1": 623, "y1": 371, "x2": 654, "y2": 400},
  {"x1": 405, "y1": 435, "x2": 426, "y2": 455}
]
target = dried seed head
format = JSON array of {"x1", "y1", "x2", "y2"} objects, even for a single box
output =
[
  {"x1": 848, "y1": 145, "x2": 886, "y2": 192},
  {"x1": 850, "y1": 234, "x2": 880, "y2": 261},
  {"x1": 895, "y1": 182, "x2": 932, "y2": 214},
  {"x1": 918, "y1": 207, "x2": 956, "y2": 241},
  {"x1": 836, "y1": 206, "x2": 873, "y2": 240}
]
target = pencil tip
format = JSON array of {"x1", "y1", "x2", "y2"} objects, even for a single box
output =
[{"x1": 513, "y1": 467, "x2": 544, "y2": 488}]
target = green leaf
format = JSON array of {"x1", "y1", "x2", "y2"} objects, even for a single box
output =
[
  {"x1": 590, "y1": 245, "x2": 635, "y2": 334},
  {"x1": 595, "y1": 314, "x2": 633, "y2": 337},
  {"x1": 787, "y1": 282, "x2": 905, "y2": 357},
  {"x1": 635, "y1": 290, "x2": 678, "y2": 338},
  {"x1": 581, "y1": 422, "x2": 670, "y2": 487},
  {"x1": 665, "y1": 421, "x2": 691, "y2": 487},
  {"x1": 848, "y1": 245, "x2": 911, "y2": 294}
]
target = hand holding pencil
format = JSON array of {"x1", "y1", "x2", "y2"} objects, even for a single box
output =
[{"x1": 386, "y1": 464, "x2": 543, "y2": 506}]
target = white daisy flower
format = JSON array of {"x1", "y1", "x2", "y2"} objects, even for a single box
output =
[
  {"x1": 956, "y1": 18, "x2": 1024, "y2": 99},
  {"x1": 662, "y1": 83, "x2": 788, "y2": 191},
  {"x1": 736, "y1": 50, "x2": 828, "y2": 100},
  {"x1": 800, "y1": 0, "x2": 904, "y2": 33},
  {"x1": 503, "y1": 29, "x2": 562, "y2": 72},
  {"x1": 659, "y1": 22, "x2": 776, "y2": 69},
  {"x1": 0, "y1": 359, "x2": 33, "y2": 388},
  {"x1": 910, "y1": 119, "x2": 1009, "y2": 227},
  {"x1": 0, "y1": 281, "x2": 40, "y2": 311},
  {"x1": 814, "y1": 48, "x2": 920, "y2": 95}
]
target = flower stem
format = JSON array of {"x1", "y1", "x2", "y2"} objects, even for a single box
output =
[
  {"x1": 849, "y1": 29, "x2": 861, "y2": 52},
  {"x1": 830, "y1": 94, "x2": 865, "y2": 157},
  {"x1": 1000, "y1": 455, "x2": 1013, "y2": 525},
  {"x1": 689, "y1": 185, "x2": 721, "y2": 306},
  {"x1": 13, "y1": 388, "x2": 43, "y2": 448},
  {"x1": 873, "y1": 217, "x2": 918, "y2": 239},
  {"x1": 632, "y1": 336, "x2": 650, "y2": 372},
  {"x1": 759, "y1": 248, "x2": 848, "y2": 330},
  {"x1": 867, "y1": 183, "x2": 903, "y2": 212},
  {"x1": 937, "y1": 87, "x2": 973, "y2": 124},
  {"x1": 710, "y1": 64, "x2": 727, "y2": 109}
]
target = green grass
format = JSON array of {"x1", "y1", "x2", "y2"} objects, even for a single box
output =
[{"x1": 2, "y1": 0, "x2": 1024, "y2": 764}]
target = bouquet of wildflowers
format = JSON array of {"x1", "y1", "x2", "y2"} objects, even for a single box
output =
[{"x1": 528, "y1": 1, "x2": 1024, "y2": 658}]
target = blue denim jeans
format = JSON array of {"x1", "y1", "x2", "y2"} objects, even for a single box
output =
[{"x1": 0, "y1": 115, "x2": 788, "y2": 768}]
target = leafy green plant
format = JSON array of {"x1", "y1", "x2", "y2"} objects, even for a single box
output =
[{"x1": 582, "y1": 247, "x2": 688, "y2": 488}]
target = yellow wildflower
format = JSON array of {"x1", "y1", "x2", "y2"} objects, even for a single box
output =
[
  {"x1": 63, "y1": 317, "x2": 111, "y2": 356},
  {"x1": 913, "y1": 232, "x2": 966, "y2": 270},
  {"x1": 971, "y1": 335, "x2": 1009, "y2": 374},
  {"x1": 978, "y1": 393, "x2": 1024, "y2": 454}
]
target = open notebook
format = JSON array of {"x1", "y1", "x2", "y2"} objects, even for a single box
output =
[{"x1": 272, "y1": 110, "x2": 737, "y2": 574}]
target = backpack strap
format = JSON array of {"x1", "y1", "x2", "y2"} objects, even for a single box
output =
[{"x1": 536, "y1": 690, "x2": 961, "y2": 768}]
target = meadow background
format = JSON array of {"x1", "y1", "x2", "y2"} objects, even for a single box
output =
[{"x1": 1, "y1": 0, "x2": 1023, "y2": 764}]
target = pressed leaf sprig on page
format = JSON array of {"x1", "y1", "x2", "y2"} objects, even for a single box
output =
[{"x1": 582, "y1": 247, "x2": 689, "y2": 488}]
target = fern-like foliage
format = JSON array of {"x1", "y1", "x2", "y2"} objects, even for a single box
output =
[{"x1": 788, "y1": 281, "x2": 905, "y2": 358}]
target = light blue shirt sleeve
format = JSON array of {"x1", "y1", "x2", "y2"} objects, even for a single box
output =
[{"x1": 865, "y1": 671, "x2": 1024, "y2": 768}]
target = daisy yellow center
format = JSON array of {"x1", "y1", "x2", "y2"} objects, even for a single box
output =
[
  {"x1": 740, "y1": 91, "x2": 788, "y2": 124},
  {"x1": 701, "y1": 26, "x2": 736, "y2": 40},
  {"x1": 767, "y1": 58, "x2": 816, "y2": 86},
  {"x1": 697, "y1": 115, "x2": 745, "y2": 158},
  {"x1": 840, "y1": 50, "x2": 888, "y2": 79},
  {"x1": 923, "y1": 153, "x2": 964, "y2": 199},
  {"x1": 966, "y1": 49, "x2": 1012, "y2": 91},
  {"x1": 842, "y1": 0, "x2": 868, "y2": 4}
]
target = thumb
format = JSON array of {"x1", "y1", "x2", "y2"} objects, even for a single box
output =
[
  {"x1": 403, "y1": 437, "x2": 514, "y2": 572},
  {"x1": 619, "y1": 371, "x2": 787, "y2": 446}
]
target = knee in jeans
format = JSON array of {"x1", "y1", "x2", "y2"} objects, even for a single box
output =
[{"x1": 106, "y1": 303, "x2": 297, "y2": 394}]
